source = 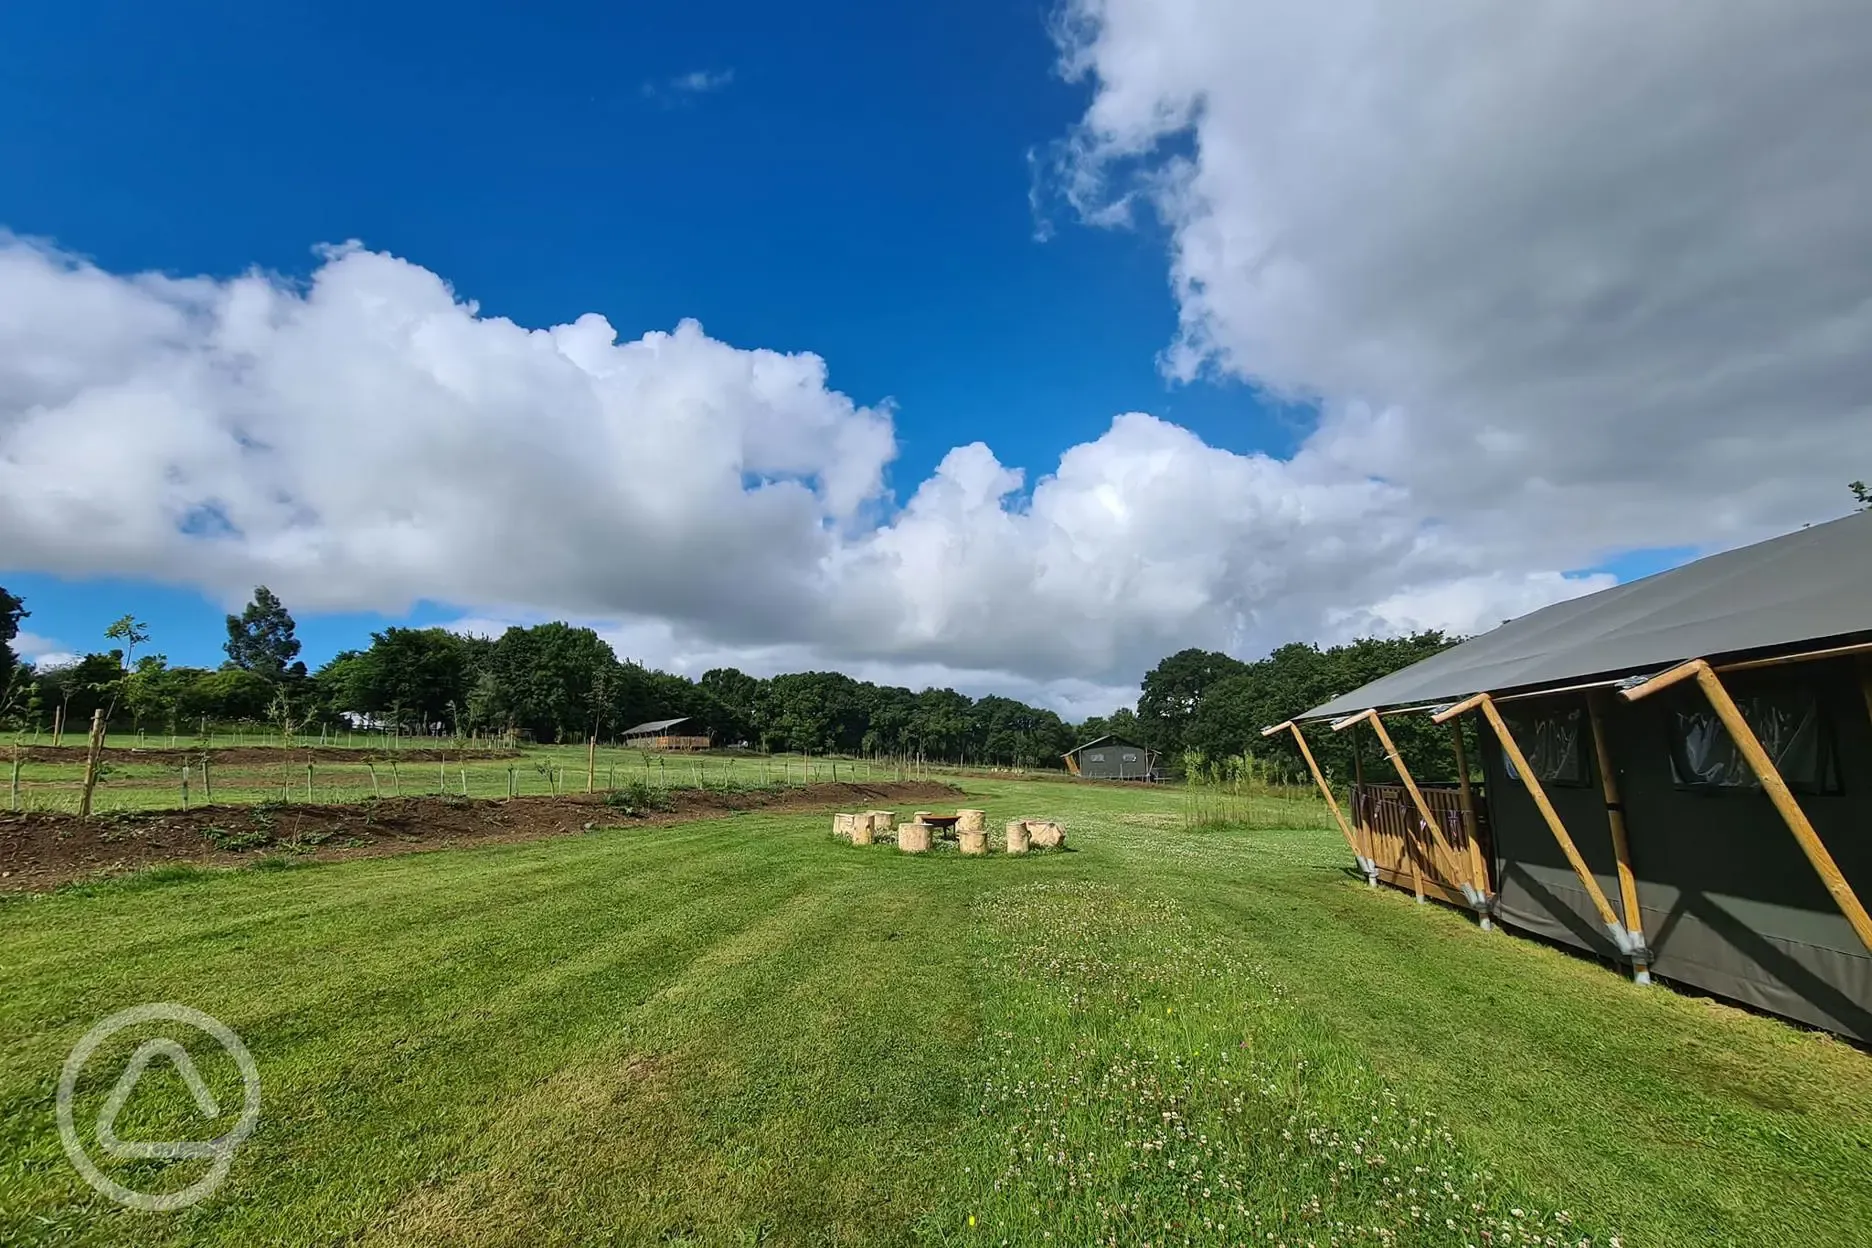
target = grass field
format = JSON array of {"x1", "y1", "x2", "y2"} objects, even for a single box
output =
[{"x1": 2, "y1": 776, "x2": 1869, "y2": 1246}]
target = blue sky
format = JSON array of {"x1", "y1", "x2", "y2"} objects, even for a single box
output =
[
  {"x1": 1, "y1": 0, "x2": 1291, "y2": 674},
  {"x1": 4, "y1": 2, "x2": 1855, "y2": 708}
]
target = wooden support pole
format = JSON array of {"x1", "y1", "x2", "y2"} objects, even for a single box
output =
[
  {"x1": 1443, "y1": 694, "x2": 1635, "y2": 953},
  {"x1": 10, "y1": 740, "x2": 22, "y2": 813},
  {"x1": 1627, "y1": 659, "x2": 1872, "y2": 956},
  {"x1": 1348, "y1": 731, "x2": 1377, "y2": 884},
  {"x1": 587, "y1": 735, "x2": 597, "y2": 794},
  {"x1": 1261, "y1": 721, "x2": 1367, "y2": 872},
  {"x1": 1587, "y1": 691, "x2": 1649, "y2": 983},
  {"x1": 1449, "y1": 720, "x2": 1492, "y2": 928},
  {"x1": 201, "y1": 755, "x2": 212, "y2": 804},
  {"x1": 78, "y1": 709, "x2": 106, "y2": 819}
]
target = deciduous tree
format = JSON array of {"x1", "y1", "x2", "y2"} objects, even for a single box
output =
[{"x1": 225, "y1": 586, "x2": 304, "y2": 680}]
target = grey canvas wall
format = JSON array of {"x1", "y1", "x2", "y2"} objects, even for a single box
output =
[{"x1": 1480, "y1": 658, "x2": 1872, "y2": 1041}]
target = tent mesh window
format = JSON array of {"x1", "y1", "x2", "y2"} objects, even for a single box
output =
[
  {"x1": 1503, "y1": 705, "x2": 1588, "y2": 787},
  {"x1": 1669, "y1": 684, "x2": 1837, "y2": 794}
]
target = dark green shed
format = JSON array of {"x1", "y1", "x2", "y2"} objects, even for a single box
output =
[{"x1": 1064, "y1": 734, "x2": 1159, "y2": 781}]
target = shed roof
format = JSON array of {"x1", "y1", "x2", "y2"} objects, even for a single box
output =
[
  {"x1": 1065, "y1": 734, "x2": 1152, "y2": 757},
  {"x1": 1301, "y1": 510, "x2": 1872, "y2": 721},
  {"x1": 621, "y1": 717, "x2": 691, "y2": 736}
]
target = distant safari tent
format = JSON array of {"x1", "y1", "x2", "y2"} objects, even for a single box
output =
[
  {"x1": 1265, "y1": 510, "x2": 1872, "y2": 1042},
  {"x1": 1064, "y1": 734, "x2": 1160, "y2": 781},
  {"x1": 620, "y1": 717, "x2": 711, "y2": 752}
]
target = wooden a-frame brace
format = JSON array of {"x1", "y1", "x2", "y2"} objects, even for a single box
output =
[
  {"x1": 1624, "y1": 658, "x2": 1872, "y2": 957},
  {"x1": 1434, "y1": 693, "x2": 1643, "y2": 962},
  {"x1": 1331, "y1": 709, "x2": 1488, "y2": 914},
  {"x1": 1261, "y1": 720, "x2": 1375, "y2": 883}
]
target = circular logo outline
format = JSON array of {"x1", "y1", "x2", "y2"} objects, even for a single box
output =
[{"x1": 57, "y1": 1003, "x2": 261, "y2": 1212}]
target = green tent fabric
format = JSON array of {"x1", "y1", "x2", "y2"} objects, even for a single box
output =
[{"x1": 1302, "y1": 510, "x2": 1872, "y2": 721}]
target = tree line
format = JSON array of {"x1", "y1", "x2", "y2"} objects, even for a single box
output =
[{"x1": 1, "y1": 582, "x2": 1463, "y2": 778}]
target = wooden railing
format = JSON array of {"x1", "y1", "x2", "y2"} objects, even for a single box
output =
[{"x1": 1351, "y1": 782, "x2": 1492, "y2": 905}]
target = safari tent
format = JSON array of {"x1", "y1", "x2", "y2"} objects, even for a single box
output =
[
  {"x1": 1266, "y1": 510, "x2": 1872, "y2": 1041},
  {"x1": 620, "y1": 717, "x2": 711, "y2": 751}
]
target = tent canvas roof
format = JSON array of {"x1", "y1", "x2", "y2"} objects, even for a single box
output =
[
  {"x1": 621, "y1": 717, "x2": 691, "y2": 736},
  {"x1": 1301, "y1": 510, "x2": 1872, "y2": 721}
]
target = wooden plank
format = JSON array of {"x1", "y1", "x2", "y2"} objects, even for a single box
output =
[
  {"x1": 1588, "y1": 690, "x2": 1650, "y2": 982},
  {"x1": 1634, "y1": 661, "x2": 1872, "y2": 957}
]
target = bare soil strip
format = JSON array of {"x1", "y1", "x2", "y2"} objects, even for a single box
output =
[{"x1": 0, "y1": 780, "x2": 961, "y2": 891}]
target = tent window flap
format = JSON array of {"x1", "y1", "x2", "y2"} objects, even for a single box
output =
[
  {"x1": 1669, "y1": 685, "x2": 1833, "y2": 793},
  {"x1": 1503, "y1": 706, "x2": 1588, "y2": 786}
]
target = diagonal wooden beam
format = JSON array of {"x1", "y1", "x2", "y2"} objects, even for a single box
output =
[
  {"x1": 1263, "y1": 719, "x2": 1371, "y2": 877},
  {"x1": 1587, "y1": 690, "x2": 1650, "y2": 984},
  {"x1": 1437, "y1": 692, "x2": 1638, "y2": 956},
  {"x1": 1625, "y1": 659, "x2": 1872, "y2": 956}
]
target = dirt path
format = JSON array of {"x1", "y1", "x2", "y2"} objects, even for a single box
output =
[{"x1": 0, "y1": 780, "x2": 962, "y2": 892}]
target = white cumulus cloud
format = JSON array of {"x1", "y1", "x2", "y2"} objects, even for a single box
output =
[
  {"x1": 1047, "y1": 0, "x2": 1872, "y2": 582},
  {"x1": 6, "y1": 160, "x2": 1832, "y2": 712}
]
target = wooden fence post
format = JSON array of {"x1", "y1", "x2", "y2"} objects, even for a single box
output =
[
  {"x1": 587, "y1": 735, "x2": 597, "y2": 794},
  {"x1": 78, "y1": 709, "x2": 106, "y2": 819},
  {"x1": 9, "y1": 740, "x2": 20, "y2": 813}
]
